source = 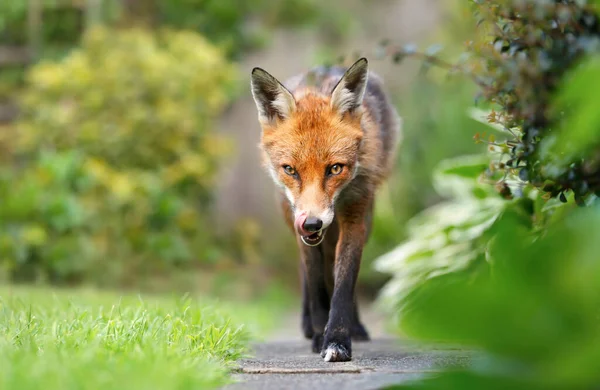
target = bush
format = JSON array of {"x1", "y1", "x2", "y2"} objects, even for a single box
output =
[
  {"x1": 377, "y1": 0, "x2": 600, "y2": 310},
  {"x1": 0, "y1": 0, "x2": 350, "y2": 100},
  {"x1": 0, "y1": 27, "x2": 237, "y2": 286},
  {"x1": 154, "y1": 0, "x2": 353, "y2": 59},
  {"x1": 381, "y1": 0, "x2": 600, "y2": 203},
  {"x1": 375, "y1": 154, "x2": 515, "y2": 309},
  {"x1": 469, "y1": 0, "x2": 600, "y2": 205},
  {"x1": 0, "y1": 1, "x2": 85, "y2": 46},
  {"x1": 385, "y1": 203, "x2": 600, "y2": 390},
  {"x1": 376, "y1": 1, "x2": 600, "y2": 388},
  {"x1": 360, "y1": 77, "x2": 485, "y2": 293},
  {"x1": 155, "y1": 0, "x2": 318, "y2": 58},
  {"x1": 356, "y1": 8, "x2": 488, "y2": 292}
]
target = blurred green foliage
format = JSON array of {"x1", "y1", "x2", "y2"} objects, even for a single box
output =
[
  {"x1": 156, "y1": 0, "x2": 351, "y2": 59},
  {"x1": 359, "y1": 2, "x2": 489, "y2": 292},
  {"x1": 384, "y1": 203, "x2": 600, "y2": 390},
  {"x1": 0, "y1": 0, "x2": 351, "y2": 106},
  {"x1": 0, "y1": 27, "x2": 237, "y2": 286},
  {"x1": 0, "y1": 0, "x2": 357, "y2": 292},
  {"x1": 375, "y1": 154, "x2": 511, "y2": 308},
  {"x1": 0, "y1": 1, "x2": 86, "y2": 95},
  {"x1": 0, "y1": 0, "x2": 350, "y2": 58},
  {"x1": 465, "y1": 0, "x2": 600, "y2": 205},
  {"x1": 360, "y1": 79, "x2": 485, "y2": 292},
  {"x1": 377, "y1": 0, "x2": 600, "y2": 201},
  {"x1": 0, "y1": 1, "x2": 86, "y2": 46},
  {"x1": 377, "y1": 0, "x2": 600, "y2": 389}
]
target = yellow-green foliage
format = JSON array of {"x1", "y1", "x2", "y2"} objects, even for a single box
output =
[
  {"x1": 0, "y1": 27, "x2": 237, "y2": 285},
  {"x1": 19, "y1": 27, "x2": 235, "y2": 168}
]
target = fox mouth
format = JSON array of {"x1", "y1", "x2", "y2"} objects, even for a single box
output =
[
  {"x1": 300, "y1": 229, "x2": 326, "y2": 246},
  {"x1": 295, "y1": 212, "x2": 328, "y2": 247}
]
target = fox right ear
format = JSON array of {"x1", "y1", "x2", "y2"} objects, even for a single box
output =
[
  {"x1": 330, "y1": 57, "x2": 369, "y2": 116},
  {"x1": 251, "y1": 67, "x2": 296, "y2": 125}
]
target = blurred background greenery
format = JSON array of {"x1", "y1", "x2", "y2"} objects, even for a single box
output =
[
  {"x1": 2, "y1": 0, "x2": 600, "y2": 388},
  {"x1": 1, "y1": 0, "x2": 462, "y2": 295}
]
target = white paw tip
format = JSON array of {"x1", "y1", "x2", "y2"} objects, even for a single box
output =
[{"x1": 322, "y1": 344, "x2": 350, "y2": 362}]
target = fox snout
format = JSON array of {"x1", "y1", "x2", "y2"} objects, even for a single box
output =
[
  {"x1": 293, "y1": 207, "x2": 334, "y2": 246},
  {"x1": 294, "y1": 212, "x2": 324, "y2": 236}
]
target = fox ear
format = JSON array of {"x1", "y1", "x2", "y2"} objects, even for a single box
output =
[
  {"x1": 251, "y1": 67, "x2": 296, "y2": 125},
  {"x1": 330, "y1": 57, "x2": 369, "y2": 116}
]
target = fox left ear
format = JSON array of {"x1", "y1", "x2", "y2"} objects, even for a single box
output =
[
  {"x1": 251, "y1": 67, "x2": 296, "y2": 125},
  {"x1": 330, "y1": 57, "x2": 369, "y2": 116}
]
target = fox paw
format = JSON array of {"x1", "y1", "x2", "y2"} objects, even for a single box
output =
[{"x1": 321, "y1": 342, "x2": 351, "y2": 362}]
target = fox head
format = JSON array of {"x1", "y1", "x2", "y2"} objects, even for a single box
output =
[{"x1": 250, "y1": 58, "x2": 369, "y2": 246}]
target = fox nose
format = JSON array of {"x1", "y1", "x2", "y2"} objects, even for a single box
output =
[{"x1": 303, "y1": 217, "x2": 323, "y2": 233}]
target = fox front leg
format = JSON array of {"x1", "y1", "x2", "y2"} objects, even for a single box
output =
[
  {"x1": 299, "y1": 241, "x2": 331, "y2": 353},
  {"x1": 321, "y1": 215, "x2": 367, "y2": 362},
  {"x1": 300, "y1": 268, "x2": 315, "y2": 340}
]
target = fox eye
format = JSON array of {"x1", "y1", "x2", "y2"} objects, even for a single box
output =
[
  {"x1": 328, "y1": 164, "x2": 344, "y2": 176},
  {"x1": 283, "y1": 165, "x2": 296, "y2": 176}
]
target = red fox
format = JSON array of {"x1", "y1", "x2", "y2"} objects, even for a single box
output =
[{"x1": 250, "y1": 58, "x2": 401, "y2": 362}]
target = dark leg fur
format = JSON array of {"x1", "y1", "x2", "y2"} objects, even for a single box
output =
[
  {"x1": 298, "y1": 199, "x2": 372, "y2": 360},
  {"x1": 351, "y1": 199, "x2": 373, "y2": 342},
  {"x1": 299, "y1": 242, "x2": 330, "y2": 353},
  {"x1": 317, "y1": 190, "x2": 374, "y2": 363},
  {"x1": 300, "y1": 215, "x2": 369, "y2": 361},
  {"x1": 320, "y1": 221, "x2": 366, "y2": 362},
  {"x1": 301, "y1": 270, "x2": 314, "y2": 340}
]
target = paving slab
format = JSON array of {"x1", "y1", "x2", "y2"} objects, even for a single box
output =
[
  {"x1": 230, "y1": 372, "x2": 423, "y2": 390},
  {"x1": 224, "y1": 338, "x2": 471, "y2": 390},
  {"x1": 222, "y1": 305, "x2": 471, "y2": 390}
]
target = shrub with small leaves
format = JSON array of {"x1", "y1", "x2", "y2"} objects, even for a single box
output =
[
  {"x1": 0, "y1": 27, "x2": 237, "y2": 286},
  {"x1": 376, "y1": 2, "x2": 600, "y2": 389},
  {"x1": 468, "y1": 0, "x2": 600, "y2": 206},
  {"x1": 380, "y1": 0, "x2": 600, "y2": 207}
]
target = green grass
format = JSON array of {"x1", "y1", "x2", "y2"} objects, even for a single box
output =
[{"x1": 0, "y1": 285, "x2": 292, "y2": 390}]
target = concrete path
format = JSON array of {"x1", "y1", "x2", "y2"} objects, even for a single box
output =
[{"x1": 223, "y1": 306, "x2": 471, "y2": 390}]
